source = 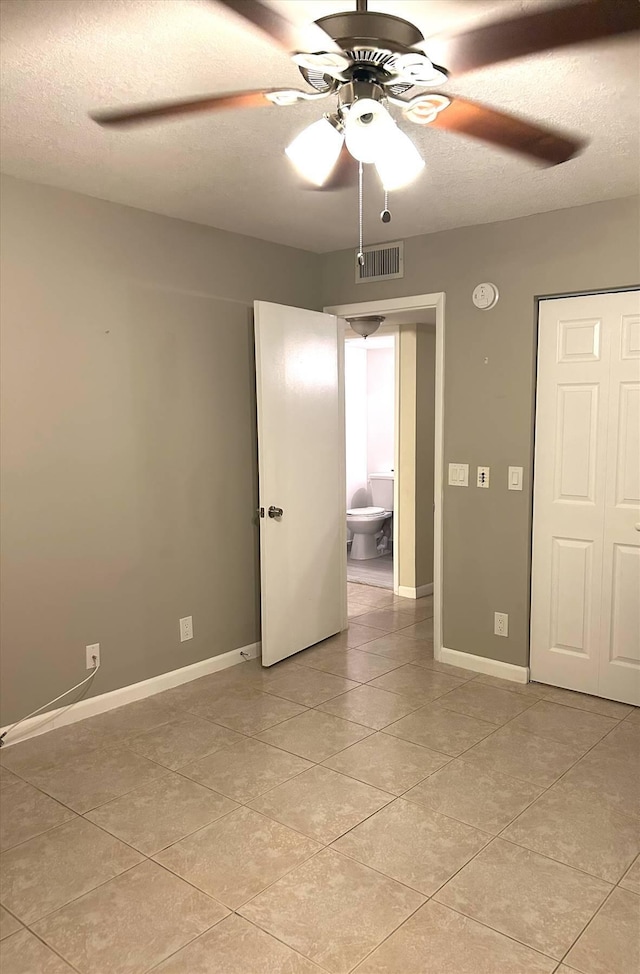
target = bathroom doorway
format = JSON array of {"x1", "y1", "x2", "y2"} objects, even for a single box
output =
[
  {"x1": 326, "y1": 293, "x2": 445, "y2": 658},
  {"x1": 344, "y1": 330, "x2": 396, "y2": 590}
]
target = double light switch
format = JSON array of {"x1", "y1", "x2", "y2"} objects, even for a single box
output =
[{"x1": 448, "y1": 463, "x2": 469, "y2": 486}]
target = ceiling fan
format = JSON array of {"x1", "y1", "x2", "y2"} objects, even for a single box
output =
[{"x1": 92, "y1": 0, "x2": 640, "y2": 191}]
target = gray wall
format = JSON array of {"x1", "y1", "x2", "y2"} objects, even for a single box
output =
[
  {"x1": 0, "y1": 174, "x2": 321, "y2": 724},
  {"x1": 322, "y1": 197, "x2": 640, "y2": 666}
]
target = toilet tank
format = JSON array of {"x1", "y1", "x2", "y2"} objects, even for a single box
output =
[{"x1": 369, "y1": 472, "x2": 394, "y2": 511}]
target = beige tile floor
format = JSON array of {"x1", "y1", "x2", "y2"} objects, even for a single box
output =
[{"x1": 1, "y1": 583, "x2": 639, "y2": 974}]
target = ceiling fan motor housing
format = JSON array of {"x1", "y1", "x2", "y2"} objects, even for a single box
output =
[
  {"x1": 315, "y1": 11, "x2": 426, "y2": 53},
  {"x1": 300, "y1": 10, "x2": 428, "y2": 96}
]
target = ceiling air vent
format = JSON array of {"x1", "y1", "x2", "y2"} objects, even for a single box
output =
[{"x1": 355, "y1": 240, "x2": 404, "y2": 284}]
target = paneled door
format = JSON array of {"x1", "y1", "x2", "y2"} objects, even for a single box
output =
[
  {"x1": 254, "y1": 301, "x2": 344, "y2": 666},
  {"x1": 531, "y1": 290, "x2": 640, "y2": 705}
]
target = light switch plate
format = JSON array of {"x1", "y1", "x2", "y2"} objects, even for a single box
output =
[
  {"x1": 449, "y1": 463, "x2": 469, "y2": 486},
  {"x1": 508, "y1": 466, "x2": 524, "y2": 491}
]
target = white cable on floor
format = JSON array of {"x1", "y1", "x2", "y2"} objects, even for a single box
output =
[{"x1": 0, "y1": 658, "x2": 100, "y2": 747}]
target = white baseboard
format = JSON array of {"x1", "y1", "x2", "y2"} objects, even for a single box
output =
[
  {"x1": 440, "y1": 646, "x2": 530, "y2": 684},
  {"x1": 397, "y1": 583, "x2": 434, "y2": 600},
  {"x1": 1, "y1": 641, "x2": 261, "y2": 748}
]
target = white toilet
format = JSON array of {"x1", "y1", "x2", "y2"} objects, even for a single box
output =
[{"x1": 347, "y1": 472, "x2": 394, "y2": 560}]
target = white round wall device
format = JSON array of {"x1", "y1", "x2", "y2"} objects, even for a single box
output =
[{"x1": 472, "y1": 282, "x2": 499, "y2": 310}]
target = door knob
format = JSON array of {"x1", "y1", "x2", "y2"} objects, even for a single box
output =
[{"x1": 268, "y1": 506, "x2": 284, "y2": 519}]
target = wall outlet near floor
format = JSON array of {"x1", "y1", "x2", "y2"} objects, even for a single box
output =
[
  {"x1": 86, "y1": 643, "x2": 100, "y2": 670},
  {"x1": 179, "y1": 616, "x2": 193, "y2": 642},
  {"x1": 477, "y1": 466, "x2": 490, "y2": 488},
  {"x1": 494, "y1": 612, "x2": 509, "y2": 637}
]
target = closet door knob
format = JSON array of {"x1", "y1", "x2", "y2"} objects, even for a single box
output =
[{"x1": 268, "y1": 506, "x2": 283, "y2": 519}]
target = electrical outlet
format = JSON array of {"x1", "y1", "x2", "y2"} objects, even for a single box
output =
[
  {"x1": 494, "y1": 612, "x2": 509, "y2": 637},
  {"x1": 180, "y1": 616, "x2": 193, "y2": 642},
  {"x1": 477, "y1": 466, "x2": 490, "y2": 488},
  {"x1": 86, "y1": 643, "x2": 100, "y2": 669}
]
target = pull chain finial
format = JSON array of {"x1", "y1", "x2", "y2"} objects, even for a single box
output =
[{"x1": 381, "y1": 187, "x2": 391, "y2": 224}]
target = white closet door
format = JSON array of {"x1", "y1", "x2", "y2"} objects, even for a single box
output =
[
  {"x1": 531, "y1": 290, "x2": 640, "y2": 705},
  {"x1": 598, "y1": 302, "x2": 640, "y2": 702}
]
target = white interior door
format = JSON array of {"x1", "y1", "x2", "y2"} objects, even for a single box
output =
[
  {"x1": 598, "y1": 299, "x2": 640, "y2": 701},
  {"x1": 531, "y1": 290, "x2": 640, "y2": 705},
  {"x1": 255, "y1": 301, "x2": 344, "y2": 666}
]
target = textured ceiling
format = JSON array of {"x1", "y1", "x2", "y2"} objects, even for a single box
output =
[{"x1": 1, "y1": 0, "x2": 638, "y2": 252}]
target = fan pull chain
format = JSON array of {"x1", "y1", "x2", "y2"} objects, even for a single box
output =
[
  {"x1": 357, "y1": 161, "x2": 364, "y2": 267},
  {"x1": 381, "y1": 188, "x2": 391, "y2": 224}
]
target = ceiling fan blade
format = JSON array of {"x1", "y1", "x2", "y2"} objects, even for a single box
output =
[
  {"x1": 426, "y1": 0, "x2": 640, "y2": 77},
  {"x1": 214, "y1": 0, "x2": 340, "y2": 53},
  {"x1": 430, "y1": 96, "x2": 585, "y2": 165},
  {"x1": 92, "y1": 89, "x2": 279, "y2": 127}
]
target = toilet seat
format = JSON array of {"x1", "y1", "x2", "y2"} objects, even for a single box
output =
[{"x1": 347, "y1": 506, "x2": 385, "y2": 517}]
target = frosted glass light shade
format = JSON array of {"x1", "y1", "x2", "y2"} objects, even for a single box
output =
[
  {"x1": 344, "y1": 98, "x2": 393, "y2": 164},
  {"x1": 375, "y1": 124, "x2": 425, "y2": 190},
  {"x1": 285, "y1": 118, "x2": 344, "y2": 186}
]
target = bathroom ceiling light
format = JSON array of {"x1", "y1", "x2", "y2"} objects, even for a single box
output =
[{"x1": 346, "y1": 315, "x2": 385, "y2": 339}]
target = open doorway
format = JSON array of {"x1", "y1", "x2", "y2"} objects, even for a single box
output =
[
  {"x1": 344, "y1": 329, "x2": 396, "y2": 590},
  {"x1": 326, "y1": 293, "x2": 445, "y2": 659}
]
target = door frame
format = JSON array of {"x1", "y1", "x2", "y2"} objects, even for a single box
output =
[{"x1": 325, "y1": 292, "x2": 445, "y2": 662}]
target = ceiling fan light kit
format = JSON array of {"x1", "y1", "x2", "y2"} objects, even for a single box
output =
[
  {"x1": 343, "y1": 95, "x2": 390, "y2": 165},
  {"x1": 285, "y1": 116, "x2": 344, "y2": 186},
  {"x1": 91, "y1": 0, "x2": 639, "y2": 243}
]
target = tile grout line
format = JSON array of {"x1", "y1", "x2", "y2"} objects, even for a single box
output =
[
  {"x1": 550, "y1": 881, "x2": 631, "y2": 969},
  {"x1": 427, "y1": 839, "x2": 614, "y2": 964},
  {"x1": 2, "y1": 636, "x2": 636, "y2": 973},
  {"x1": 426, "y1": 697, "x2": 635, "y2": 887},
  {"x1": 297, "y1": 685, "x2": 635, "y2": 961},
  {"x1": 143, "y1": 910, "x2": 327, "y2": 974},
  {"x1": 152, "y1": 683, "x2": 613, "y2": 965},
  {"x1": 5, "y1": 919, "x2": 86, "y2": 974},
  {"x1": 406, "y1": 709, "x2": 635, "y2": 962},
  {"x1": 0, "y1": 669, "x2": 615, "y2": 851},
  {"x1": 0, "y1": 675, "x2": 625, "y2": 825},
  {"x1": 5, "y1": 701, "x2": 623, "y2": 961}
]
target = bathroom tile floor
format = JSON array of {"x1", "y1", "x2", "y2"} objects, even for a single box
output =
[
  {"x1": 1, "y1": 584, "x2": 639, "y2": 974},
  {"x1": 347, "y1": 553, "x2": 393, "y2": 590}
]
